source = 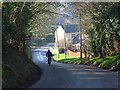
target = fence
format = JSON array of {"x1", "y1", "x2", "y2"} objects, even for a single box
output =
[{"x1": 67, "y1": 50, "x2": 80, "y2": 57}]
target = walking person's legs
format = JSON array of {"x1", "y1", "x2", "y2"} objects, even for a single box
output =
[{"x1": 48, "y1": 56, "x2": 51, "y2": 66}]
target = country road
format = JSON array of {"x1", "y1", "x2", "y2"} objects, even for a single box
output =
[{"x1": 29, "y1": 45, "x2": 119, "y2": 89}]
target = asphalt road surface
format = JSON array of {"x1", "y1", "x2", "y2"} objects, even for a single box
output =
[{"x1": 30, "y1": 46, "x2": 119, "y2": 89}]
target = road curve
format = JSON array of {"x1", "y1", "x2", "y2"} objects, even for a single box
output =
[{"x1": 30, "y1": 46, "x2": 119, "y2": 88}]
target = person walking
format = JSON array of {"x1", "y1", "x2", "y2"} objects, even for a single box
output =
[{"x1": 46, "y1": 50, "x2": 53, "y2": 66}]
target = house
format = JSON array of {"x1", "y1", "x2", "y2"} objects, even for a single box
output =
[
  {"x1": 55, "y1": 25, "x2": 65, "y2": 47},
  {"x1": 55, "y1": 24, "x2": 79, "y2": 47}
]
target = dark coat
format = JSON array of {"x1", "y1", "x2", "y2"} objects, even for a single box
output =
[{"x1": 46, "y1": 51, "x2": 53, "y2": 57}]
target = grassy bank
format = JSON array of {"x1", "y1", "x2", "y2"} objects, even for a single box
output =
[
  {"x1": 50, "y1": 47, "x2": 79, "y2": 62},
  {"x1": 53, "y1": 50, "x2": 120, "y2": 71},
  {"x1": 54, "y1": 53, "x2": 79, "y2": 62},
  {"x1": 88, "y1": 54, "x2": 120, "y2": 71},
  {"x1": 52, "y1": 51, "x2": 80, "y2": 64},
  {"x1": 2, "y1": 46, "x2": 42, "y2": 88}
]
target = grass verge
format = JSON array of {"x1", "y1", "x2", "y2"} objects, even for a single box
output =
[{"x1": 52, "y1": 48, "x2": 120, "y2": 71}]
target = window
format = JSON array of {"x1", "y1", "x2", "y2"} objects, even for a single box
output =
[{"x1": 72, "y1": 34, "x2": 76, "y2": 39}]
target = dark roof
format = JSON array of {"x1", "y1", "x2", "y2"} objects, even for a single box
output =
[{"x1": 64, "y1": 24, "x2": 79, "y2": 33}]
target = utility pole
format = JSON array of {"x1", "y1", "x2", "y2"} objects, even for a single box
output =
[
  {"x1": 57, "y1": 32, "x2": 59, "y2": 58},
  {"x1": 64, "y1": 21, "x2": 67, "y2": 58},
  {"x1": 56, "y1": 25, "x2": 59, "y2": 58},
  {"x1": 79, "y1": 10, "x2": 82, "y2": 59}
]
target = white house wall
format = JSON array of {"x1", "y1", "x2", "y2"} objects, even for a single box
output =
[{"x1": 55, "y1": 26, "x2": 65, "y2": 43}]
